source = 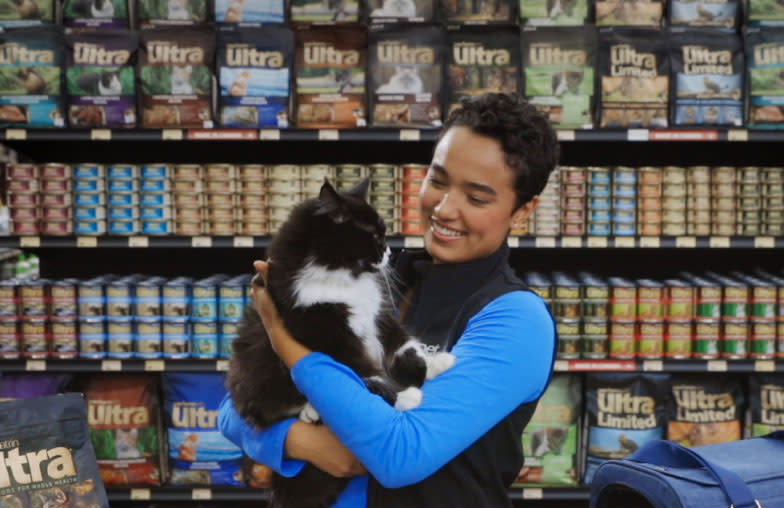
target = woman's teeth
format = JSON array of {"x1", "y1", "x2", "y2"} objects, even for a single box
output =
[{"x1": 432, "y1": 223, "x2": 464, "y2": 237}]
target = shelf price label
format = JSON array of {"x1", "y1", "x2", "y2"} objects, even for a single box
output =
[
  {"x1": 556, "y1": 130, "x2": 575, "y2": 141},
  {"x1": 5, "y1": 129, "x2": 26, "y2": 140},
  {"x1": 615, "y1": 237, "x2": 635, "y2": 248},
  {"x1": 754, "y1": 236, "x2": 775, "y2": 249},
  {"x1": 76, "y1": 236, "x2": 98, "y2": 248},
  {"x1": 130, "y1": 489, "x2": 151, "y2": 500},
  {"x1": 25, "y1": 360, "x2": 46, "y2": 371},
  {"x1": 128, "y1": 236, "x2": 149, "y2": 248},
  {"x1": 506, "y1": 237, "x2": 519, "y2": 248},
  {"x1": 233, "y1": 236, "x2": 253, "y2": 248},
  {"x1": 399, "y1": 129, "x2": 420, "y2": 141},
  {"x1": 676, "y1": 236, "x2": 696, "y2": 248},
  {"x1": 535, "y1": 237, "x2": 556, "y2": 248},
  {"x1": 216, "y1": 360, "x2": 229, "y2": 372},
  {"x1": 627, "y1": 129, "x2": 649, "y2": 141},
  {"x1": 162, "y1": 129, "x2": 183, "y2": 140},
  {"x1": 553, "y1": 360, "x2": 569, "y2": 372},
  {"x1": 643, "y1": 360, "x2": 663, "y2": 372},
  {"x1": 640, "y1": 237, "x2": 660, "y2": 248},
  {"x1": 727, "y1": 129, "x2": 748, "y2": 142},
  {"x1": 192, "y1": 489, "x2": 212, "y2": 501},
  {"x1": 90, "y1": 129, "x2": 111, "y2": 140},
  {"x1": 259, "y1": 129, "x2": 281, "y2": 140},
  {"x1": 192, "y1": 236, "x2": 212, "y2": 248},
  {"x1": 144, "y1": 360, "x2": 165, "y2": 371},
  {"x1": 19, "y1": 236, "x2": 40, "y2": 248},
  {"x1": 709, "y1": 236, "x2": 731, "y2": 248},
  {"x1": 404, "y1": 236, "x2": 424, "y2": 248},
  {"x1": 587, "y1": 237, "x2": 608, "y2": 248},
  {"x1": 561, "y1": 236, "x2": 581, "y2": 248},
  {"x1": 522, "y1": 488, "x2": 543, "y2": 500},
  {"x1": 318, "y1": 129, "x2": 339, "y2": 140},
  {"x1": 707, "y1": 360, "x2": 728, "y2": 372},
  {"x1": 754, "y1": 360, "x2": 776, "y2": 372},
  {"x1": 101, "y1": 360, "x2": 122, "y2": 371}
]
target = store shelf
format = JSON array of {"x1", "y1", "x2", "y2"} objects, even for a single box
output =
[
  {"x1": 509, "y1": 487, "x2": 591, "y2": 501},
  {"x1": 553, "y1": 359, "x2": 784, "y2": 373}
]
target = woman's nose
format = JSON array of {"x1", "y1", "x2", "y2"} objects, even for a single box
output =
[{"x1": 433, "y1": 192, "x2": 458, "y2": 219}]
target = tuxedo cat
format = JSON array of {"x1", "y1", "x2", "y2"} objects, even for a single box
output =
[
  {"x1": 76, "y1": 71, "x2": 122, "y2": 96},
  {"x1": 546, "y1": 0, "x2": 576, "y2": 17},
  {"x1": 171, "y1": 65, "x2": 194, "y2": 95},
  {"x1": 70, "y1": 0, "x2": 114, "y2": 17},
  {"x1": 551, "y1": 69, "x2": 583, "y2": 96},
  {"x1": 377, "y1": 66, "x2": 424, "y2": 94},
  {"x1": 227, "y1": 179, "x2": 455, "y2": 508}
]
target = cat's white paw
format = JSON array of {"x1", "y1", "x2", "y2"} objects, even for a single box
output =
[
  {"x1": 394, "y1": 386, "x2": 422, "y2": 411},
  {"x1": 425, "y1": 352, "x2": 456, "y2": 380},
  {"x1": 299, "y1": 402, "x2": 320, "y2": 423}
]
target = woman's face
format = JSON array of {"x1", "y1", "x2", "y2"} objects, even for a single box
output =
[{"x1": 420, "y1": 126, "x2": 537, "y2": 264}]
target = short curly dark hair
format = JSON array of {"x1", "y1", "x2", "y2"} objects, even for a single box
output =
[{"x1": 438, "y1": 93, "x2": 560, "y2": 209}]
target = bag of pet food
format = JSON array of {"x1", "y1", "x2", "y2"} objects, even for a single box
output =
[
  {"x1": 66, "y1": 30, "x2": 138, "y2": 128},
  {"x1": 0, "y1": 373, "x2": 70, "y2": 400},
  {"x1": 214, "y1": 0, "x2": 285, "y2": 23},
  {"x1": 366, "y1": 0, "x2": 436, "y2": 23},
  {"x1": 520, "y1": 0, "x2": 590, "y2": 26},
  {"x1": 747, "y1": 0, "x2": 784, "y2": 26},
  {"x1": 0, "y1": 393, "x2": 109, "y2": 508},
  {"x1": 514, "y1": 374, "x2": 581, "y2": 486},
  {"x1": 668, "y1": 0, "x2": 739, "y2": 30},
  {"x1": 598, "y1": 28, "x2": 668, "y2": 128},
  {"x1": 290, "y1": 0, "x2": 360, "y2": 23},
  {"x1": 0, "y1": 26, "x2": 64, "y2": 128},
  {"x1": 745, "y1": 28, "x2": 784, "y2": 129},
  {"x1": 670, "y1": 29, "x2": 744, "y2": 127},
  {"x1": 447, "y1": 26, "x2": 520, "y2": 114},
  {"x1": 217, "y1": 26, "x2": 293, "y2": 128},
  {"x1": 0, "y1": 0, "x2": 54, "y2": 26},
  {"x1": 86, "y1": 375, "x2": 162, "y2": 486},
  {"x1": 295, "y1": 27, "x2": 366, "y2": 128},
  {"x1": 595, "y1": 0, "x2": 662, "y2": 26},
  {"x1": 139, "y1": 27, "x2": 215, "y2": 129},
  {"x1": 163, "y1": 373, "x2": 243, "y2": 486},
  {"x1": 522, "y1": 26, "x2": 596, "y2": 128},
  {"x1": 749, "y1": 374, "x2": 784, "y2": 437},
  {"x1": 369, "y1": 25, "x2": 445, "y2": 128},
  {"x1": 583, "y1": 373, "x2": 668, "y2": 484},
  {"x1": 667, "y1": 374, "x2": 744, "y2": 447},
  {"x1": 63, "y1": 0, "x2": 129, "y2": 28},
  {"x1": 137, "y1": 0, "x2": 209, "y2": 26},
  {"x1": 440, "y1": 0, "x2": 516, "y2": 24}
]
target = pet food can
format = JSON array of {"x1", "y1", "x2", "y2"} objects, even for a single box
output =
[
  {"x1": 562, "y1": 222, "x2": 586, "y2": 236},
  {"x1": 206, "y1": 180, "x2": 238, "y2": 194},
  {"x1": 748, "y1": 278, "x2": 777, "y2": 320},
  {"x1": 637, "y1": 280, "x2": 664, "y2": 321},
  {"x1": 370, "y1": 179, "x2": 397, "y2": 194},
  {"x1": 761, "y1": 167, "x2": 782, "y2": 183},
  {"x1": 8, "y1": 193, "x2": 39, "y2": 208},
  {"x1": 162, "y1": 319, "x2": 189, "y2": 359},
  {"x1": 750, "y1": 321, "x2": 776, "y2": 359},
  {"x1": 739, "y1": 223, "x2": 762, "y2": 236},
  {"x1": 106, "y1": 318, "x2": 134, "y2": 359},
  {"x1": 553, "y1": 273, "x2": 581, "y2": 319},
  {"x1": 370, "y1": 193, "x2": 397, "y2": 208},
  {"x1": 613, "y1": 183, "x2": 636, "y2": 198},
  {"x1": 139, "y1": 164, "x2": 170, "y2": 180},
  {"x1": 613, "y1": 210, "x2": 636, "y2": 224},
  {"x1": 162, "y1": 279, "x2": 190, "y2": 321},
  {"x1": 48, "y1": 280, "x2": 77, "y2": 320},
  {"x1": 613, "y1": 197, "x2": 636, "y2": 211},
  {"x1": 21, "y1": 318, "x2": 48, "y2": 358},
  {"x1": 588, "y1": 222, "x2": 611, "y2": 236},
  {"x1": 0, "y1": 320, "x2": 19, "y2": 359},
  {"x1": 720, "y1": 278, "x2": 749, "y2": 320},
  {"x1": 638, "y1": 321, "x2": 664, "y2": 359},
  {"x1": 687, "y1": 209, "x2": 711, "y2": 223},
  {"x1": 562, "y1": 183, "x2": 586, "y2": 198},
  {"x1": 174, "y1": 207, "x2": 203, "y2": 222},
  {"x1": 208, "y1": 221, "x2": 237, "y2": 235},
  {"x1": 588, "y1": 184, "x2": 611, "y2": 198},
  {"x1": 613, "y1": 223, "x2": 636, "y2": 236},
  {"x1": 687, "y1": 165, "x2": 711, "y2": 183},
  {"x1": 401, "y1": 164, "x2": 427, "y2": 180},
  {"x1": 376, "y1": 205, "x2": 398, "y2": 221},
  {"x1": 173, "y1": 193, "x2": 205, "y2": 209},
  {"x1": 524, "y1": 273, "x2": 552, "y2": 302},
  {"x1": 135, "y1": 318, "x2": 162, "y2": 358},
  {"x1": 609, "y1": 320, "x2": 636, "y2": 359},
  {"x1": 192, "y1": 278, "x2": 219, "y2": 323},
  {"x1": 764, "y1": 196, "x2": 784, "y2": 209},
  {"x1": 106, "y1": 280, "x2": 134, "y2": 320},
  {"x1": 79, "y1": 318, "x2": 106, "y2": 359},
  {"x1": 588, "y1": 209, "x2": 611, "y2": 222},
  {"x1": 12, "y1": 221, "x2": 39, "y2": 236},
  {"x1": 665, "y1": 279, "x2": 694, "y2": 321},
  {"x1": 0, "y1": 281, "x2": 17, "y2": 319},
  {"x1": 763, "y1": 184, "x2": 783, "y2": 196},
  {"x1": 268, "y1": 164, "x2": 301, "y2": 179},
  {"x1": 779, "y1": 323, "x2": 784, "y2": 359},
  {"x1": 134, "y1": 279, "x2": 162, "y2": 318},
  {"x1": 561, "y1": 167, "x2": 586, "y2": 184},
  {"x1": 173, "y1": 164, "x2": 203, "y2": 180},
  {"x1": 11, "y1": 207, "x2": 39, "y2": 222},
  {"x1": 7, "y1": 179, "x2": 38, "y2": 193},
  {"x1": 583, "y1": 320, "x2": 609, "y2": 359},
  {"x1": 762, "y1": 223, "x2": 784, "y2": 235},
  {"x1": 721, "y1": 319, "x2": 748, "y2": 359},
  {"x1": 614, "y1": 166, "x2": 637, "y2": 184},
  {"x1": 663, "y1": 166, "x2": 686, "y2": 184},
  {"x1": 609, "y1": 278, "x2": 636, "y2": 322},
  {"x1": 555, "y1": 318, "x2": 580, "y2": 359},
  {"x1": 240, "y1": 180, "x2": 268, "y2": 194},
  {"x1": 72, "y1": 206, "x2": 104, "y2": 221},
  {"x1": 638, "y1": 183, "x2": 662, "y2": 199},
  {"x1": 335, "y1": 164, "x2": 365, "y2": 179},
  {"x1": 638, "y1": 167, "x2": 663, "y2": 185},
  {"x1": 143, "y1": 220, "x2": 173, "y2": 235},
  {"x1": 78, "y1": 278, "x2": 105, "y2": 318},
  {"x1": 693, "y1": 320, "x2": 720, "y2": 359},
  {"x1": 19, "y1": 281, "x2": 48, "y2": 319},
  {"x1": 581, "y1": 273, "x2": 609, "y2": 319},
  {"x1": 687, "y1": 223, "x2": 711, "y2": 236},
  {"x1": 140, "y1": 179, "x2": 171, "y2": 193},
  {"x1": 562, "y1": 196, "x2": 587, "y2": 210},
  {"x1": 239, "y1": 164, "x2": 266, "y2": 181},
  {"x1": 209, "y1": 208, "x2": 236, "y2": 222},
  {"x1": 638, "y1": 223, "x2": 662, "y2": 236},
  {"x1": 691, "y1": 277, "x2": 721, "y2": 320},
  {"x1": 140, "y1": 207, "x2": 172, "y2": 221},
  {"x1": 401, "y1": 220, "x2": 424, "y2": 236},
  {"x1": 108, "y1": 179, "x2": 139, "y2": 193},
  {"x1": 587, "y1": 167, "x2": 611, "y2": 184},
  {"x1": 191, "y1": 321, "x2": 218, "y2": 359},
  {"x1": 219, "y1": 320, "x2": 238, "y2": 358},
  {"x1": 140, "y1": 192, "x2": 171, "y2": 208},
  {"x1": 638, "y1": 196, "x2": 662, "y2": 210},
  {"x1": 108, "y1": 220, "x2": 140, "y2": 235},
  {"x1": 562, "y1": 209, "x2": 586, "y2": 223},
  {"x1": 712, "y1": 182, "x2": 736, "y2": 197},
  {"x1": 206, "y1": 164, "x2": 237, "y2": 181},
  {"x1": 401, "y1": 179, "x2": 423, "y2": 195},
  {"x1": 220, "y1": 277, "x2": 247, "y2": 323},
  {"x1": 71, "y1": 179, "x2": 102, "y2": 193},
  {"x1": 665, "y1": 320, "x2": 692, "y2": 359},
  {"x1": 368, "y1": 164, "x2": 397, "y2": 180},
  {"x1": 335, "y1": 178, "x2": 364, "y2": 192},
  {"x1": 7, "y1": 163, "x2": 38, "y2": 180},
  {"x1": 107, "y1": 164, "x2": 138, "y2": 180},
  {"x1": 400, "y1": 193, "x2": 420, "y2": 208},
  {"x1": 300, "y1": 164, "x2": 332, "y2": 180},
  {"x1": 105, "y1": 193, "x2": 134, "y2": 207},
  {"x1": 714, "y1": 166, "x2": 736, "y2": 183}
]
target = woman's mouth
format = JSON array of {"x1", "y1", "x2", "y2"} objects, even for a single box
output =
[{"x1": 430, "y1": 221, "x2": 465, "y2": 240}]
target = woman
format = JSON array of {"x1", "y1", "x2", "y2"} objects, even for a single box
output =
[{"x1": 219, "y1": 93, "x2": 559, "y2": 507}]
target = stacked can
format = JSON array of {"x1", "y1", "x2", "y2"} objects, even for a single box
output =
[
  {"x1": 737, "y1": 167, "x2": 762, "y2": 237},
  {"x1": 734, "y1": 272, "x2": 777, "y2": 359},
  {"x1": 706, "y1": 273, "x2": 750, "y2": 359},
  {"x1": 106, "y1": 165, "x2": 140, "y2": 235},
  {"x1": 664, "y1": 278, "x2": 694, "y2": 358},
  {"x1": 368, "y1": 164, "x2": 400, "y2": 235},
  {"x1": 561, "y1": 167, "x2": 586, "y2": 236},
  {"x1": 579, "y1": 272, "x2": 609, "y2": 359},
  {"x1": 552, "y1": 272, "x2": 581, "y2": 359},
  {"x1": 135, "y1": 276, "x2": 163, "y2": 358},
  {"x1": 637, "y1": 167, "x2": 662, "y2": 236},
  {"x1": 192, "y1": 275, "x2": 228, "y2": 358},
  {"x1": 613, "y1": 166, "x2": 636, "y2": 236},
  {"x1": 710, "y1": 167, "x2": 736, "y2": 237},
  {"x1": 16, "y1": 279, "x2": 52, "y2": 358},
  {"x1": 49, "y1": 279, "x2": 79, "y2": 358},
  {"x1": 608, "y1": 277, "x2": 636, "y2": 359},
  {"x1": 662, "y1": 166, "x2": 687, "y2": 236},
  {"x1": 533, "y1": 169, "x2": 560, "y2": 237},
  {"x1": 73, "y1": 164, "x2": 106, "y2": 235},
  {"x1": 637, "y1": 279, "x2": 664, "y2": 358},
  {"x1": 400, "y1": 164, "x2": 425, "y2": 236},
  {"x1": 162, "y1": 277, "x2": 191, "y2": 358},
  {"x1": 681, "y1": 272, "x2": 721, "y2": 359},
  {"x1": 105, "y1": 276, "x2": 136, "y2": 358},
  {"x1": 139, "y1": 165, "x2": 173, "y2": 235},
  {"x1": 762, "y1": 168, "x2": 784, "y2": 236},
  {"x1": 173, "y1": 165, "x2": 204, "y2": 235},
  {"x1": 205, "y1": 165, "x2": 238, "y2": 235},
  {"x1": 78, "y1": 276, "x2": 107, "y2": 358},
  {"x1": 238, "y1": 165, "x2": 269, "y2": 236},
  {"x1": 301, "y1": 165, "x2": 330, "y2": 200},
  {"x1": 0, "y1": 280, "x2": 18, "y2": 358},
  {"x1": 585, "y1": 167, "x2": 611, "y2": 236},
  {"x1": 39, "y1": 164, "x2": 72, "y2": 235},
  {"x1": 687, "y1": 166, "x2": 711, "y2": 236},
  {"x1": 7, "y1": 164, "x2": 40, "y2": 235},
  {"x1": 268, "y1": 165, "x2": 302, "y2": 234},
  {"x1": 219, "y1": 275, "x2": 249, "y2": 357}
]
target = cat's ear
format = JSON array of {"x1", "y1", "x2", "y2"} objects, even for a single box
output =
[
  {"x1": 316, "y1": 179, "x2": 349, "y2": 224},
  {"x1": 346, "y1": 177, "x2": 370, "y2": 201}
]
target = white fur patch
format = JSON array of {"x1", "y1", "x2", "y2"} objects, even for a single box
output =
[
  {"x1": 394, "y1": 386, "x2": 422, "y2": 411},
  {"x1": 299, "y1": 402, "x2": 320, "y2": 423},
  {"x1": 425, "y1": 352, "x2": 456, "y2": 380},
  {"x1": 292, "y1": 260, "x2": 385, "y2": 369}
]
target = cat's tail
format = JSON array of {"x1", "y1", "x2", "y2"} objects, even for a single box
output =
[{"x1": 270, "y1": 466, "x2": 349, "y2": 508}]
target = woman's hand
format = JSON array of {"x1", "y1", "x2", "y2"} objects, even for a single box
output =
[
  {"x1": 252, "y1": 260, "x2": 312, "y2": 368},
  {"x1": 286, "y1": 421, "x2": 367, "y2": 477}
]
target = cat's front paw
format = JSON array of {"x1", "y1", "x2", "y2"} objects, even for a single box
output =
[
  {"x1": 394, "y1": 386, "x2": 422, "y2": 411},
  {"x1": 299, "y1": 402, "x2": 320, "y2": 424},
  {"x1": 425, "y1": 352, "x2": 455, "y2": 380}
]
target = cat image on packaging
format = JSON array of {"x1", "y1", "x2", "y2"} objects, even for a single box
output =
[
  {"x1": 745, "y1": 28, "x2": 784, "y2": 128},
  {"x1": 137, "y1": 0, "x2": 208, "y2": 26},
  {"x1": 520, "y1": 0, "x2": 589, "y2": 26},
  {"x1": 367, "y1": 0, "x2": 435, "y2": 22},
  {"x1": 64, "y1": 0, "x2": 129, "y2": 28},
  {"x1": 290, "y1": 0, "x2": 359, "y2": 23},
  {"x1": 440, "y1": 0, "x2": 515, "y2": 23},
  {"x1": 0, "y1": 0, "x2": 53, "y2": 26},
  {"x1": 214, "y1": 0, "x2": 285, "y2": 22},
  {"x1": 595, "y1": 0, "x2": 662, "y2": 26},
  {"x1": 669, "y1": 0, "x2": 739, "y2": 30}
]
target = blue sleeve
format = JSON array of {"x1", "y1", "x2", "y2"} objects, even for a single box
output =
[
  {"x1": 290, "y1": 290, "x2": 555, "y2": 489},
  {"x1": 217, "y1": 393, "x2": 306, "y2": 477}
]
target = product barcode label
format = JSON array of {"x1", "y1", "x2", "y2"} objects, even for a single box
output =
[
  {"x1": 192, "y1": 489, "x2": 212, "y2": 500},
  {"x1": 640, "y1": 237, "x2": 660, "y2": 248},
  {"x1": 192, "y1": 236, "x2": 212, "y2": 248},
  {"x1": 76, "y1": 237, "x2": 98, "y2": 248},
  {"x1": 643, "y1": 360, "x2": 663, "y2": 371},
  {"x1": 399, "y1": 129, "x2": 420, "y2": 141},
  {"x1": 676, "y1": 236, "x2": 696, "y2": 248},
  {"x1": 19, "y1": 236, "x2": 40, "y2": 248},
  {"x1": 561, "y1": 236, "x2": 581, "y2": 248},
  {"x1": 709, "y1": 237, "x2": 730, "y2": 248},
  {"x1": 727, "y1": 129, "x2": 748, "y2": 141},
  {"x1": 233, "y1": 236, "x2": 253, "y2": 248},
  {"x1": 162, "y1": 129, "x2": 183, "y2": 140},
  {"x1": 90, "y1": 129, "x2": 111, "y2": 140},
  {"x1": 128, "y1": 236, "x2": 149, "y2": 248},
  {"x1": 707, "y1": 360, "x2": 728, "y2": 372},
  {"x1": 5, "y1": 129, "x2": 26, "y2": 140},
  {"x1": 130, "y1": 489, "x2": 151, "y2": 500},
  {"x1": 535, "y1": 237, "x2": 556, "y2": 248},
  {"x1": 587, "y1": 237, "x2": 607, "y2": 248},
  {"x1": 615, "y1": 237, "x2": 635, "y2": 248},
  {"x1": 404, "y1": 237, "x2": 424, "y2": 248},
  {"x1": 556, "y1": 130, "x2": 575, "y2": 141},
  {"x1": 754, "y1": 360, "x2": 775, "y2": 372},
  {"x1": 318, "y1": 129, "x2": 339, "y2": 140},
  {"x1": 144, "y1": 360, "x2": 165, "y2": 371},
  {"x1": 25, "y1": 360, "x2": 46, "y2": 371},
  {"x1": 506, "y1": 237, "x2": 519, "y2": 248},
  {"x1": 216, "y1": 360, "x2": 229, "y2": 372},
  {"x1": 101, "y1": 360, "x2": 122, "y2": 371},
  {"x1": 522, "y1": 488, "x2": 543, "y2": 500},
  {"x1": 754, "y1": 237, "x2": 775, "y2": 249},
  {"x1": 259, "y1": 129, "x2": 280, "y2": 140}
]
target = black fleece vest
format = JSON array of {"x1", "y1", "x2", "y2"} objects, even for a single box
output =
[{"x1": 367, "y1": 245, "x2": 557, "y2": 508}]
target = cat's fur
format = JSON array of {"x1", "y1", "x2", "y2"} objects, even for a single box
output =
[
  {"x1": 551, "y1": 69, "x2": 583, "y2": 96},
  {"x1": 371, "y1": 0, "x2": 417, "y2": 18},
  {"x1": 171, "y1": 65, "x2": 194, "y2": 95},
  {"x1": 227, "y1": 179, "x2": 454, "y2": 508},
  {"x1": 76, "y1": 71, "x2": 122, "y2": 96},
  {"x1": 377, "y1": 66, "x2": 424, "y2": 94}
]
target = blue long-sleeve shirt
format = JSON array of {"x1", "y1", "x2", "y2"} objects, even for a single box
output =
[{"x1": 218, "y1": 289, "x2": 555, "y2": 507}]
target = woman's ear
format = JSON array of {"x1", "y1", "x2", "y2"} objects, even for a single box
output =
[{"x1": 512, "y1": 196, "x2": 539, "y2": 226}]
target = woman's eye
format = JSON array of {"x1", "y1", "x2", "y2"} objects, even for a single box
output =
[
  {"x1": 428, "y1": 177, "x2": 446, "y2": 188},
  {"x1": 469, "y1": 195, "x2": 489, "y2": 205}
]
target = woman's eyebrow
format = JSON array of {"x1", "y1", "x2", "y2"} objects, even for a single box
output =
[{"x1": 431, "y1": 163, "x2": 496, "y2": 195}]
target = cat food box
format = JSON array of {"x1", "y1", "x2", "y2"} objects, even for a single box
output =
[
  {"x1": 595, "y1": 0, "x2": 662, "y2": 26},
  {"x1": 294, "y1": 27, "x2": 366, "y2": 128},
  {"x1": 598, "y1": 28, "x2": 668, "y2": 128},
  {"x1": 522, "y1": 26, "x2": 596, "y2": 128},
  {"x1": 217, "y1": 26, "x2": 293, "y2": 128},
  {"x1": 670, "y1": 29, "x2": 744, "y2": 127},
  {"x1": 745, "y1": 28, "x2": 784, "y2": 129},
  {"x1": 440, "y1": 0, "x2": 516, "y2": 24},
  {"x1": 137, "y1": 0, "x2": 209, "y2": 26},
  {"x1": 447, "y1": 27, "x2": 519, "y2": 114},
  {"x1": 0, "y1": 393, "x2": 109, "y2": 508},
  {"x1": 667, "y1": 374, "x2": 744, "y2": 446},
  {"x1": 64, "y1": 0, "x2": 129, "y2": 28},
  {"x1": 86, "y1": 375, "x2": 163, "y2": 486},
  {"x1": 749, "y1": 374, "x2": 784, "y2": 436},
  {"x1": 139, "y1": 27, "x2": 215, "y2": 128},
  {"x1": 163, "y1": 373, "x2": 243, "y2": 485},
  {"x1": 583, "y1": 373, "x2": 668, "y2": 483},
  {"x1": 668, "y1": 0, "x2": 739, "y2": 30},
  {"x1": 0, "y1": 26, "x2": 65, "y2": 128},
  {"x1": 214, "y1": 0, "x2": 285, "y2": 22},
  {"x1": 366, "y1": 0, "x2": 436, "y2": 23},
  {"x1": 290, "y1": 0, "x2": 359, "y2": 23},
  {"x1": 369, "y1": 25, "x2": 445, "y2": 128},
  {"x1": 0, "y1": 0, "x2": 54, "y2": 26},
  {"x1": 520, "y1": 0, "x2": 590, "y2": 26},
  {"x1": 66, "y1": 31, "x2": 138, "y2": 128}
]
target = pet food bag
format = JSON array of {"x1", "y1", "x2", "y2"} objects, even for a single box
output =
[
  {"x1": 583, "y1": 373, "x2": 668, "y2": 484},
  {"x1": 0, "y1": 393, "x2": 109, "y2": 508},
  {"x1": 745, "y1": 28, "x2": 784, "y2": 129},
  {"x1": 595, "y1": 0, "x2": 662, "y2": 26},
  {"x1": 66, "y1": 30, "x2": 138, "y2": 128},
  {"x1": 137, "y1": 0, "x2": 209, "y2": 25},
  {"x1": 139, "y1": 27, "x2": 215, "y2": 129},
  {"x1": 0, "y1": 373, "x2": 70, "y2": 399},
  {"x1": 290, "y1": 0, "x2": 360, "y2": 23},
  {"x1": 295, "y1": 27, "x2": 366, "y2": 128},
  {"x1": 86, "y1": 375, "x2": 162, "y2": 486},
  {"x1": 217, "y1": 26, "x2": 293, "y2": 128},
  {"x1": 0, "y1": 0, "x2": 54, "y2": 26},
  {"x1": 366, "y1": 0, "x2": 436, "y2": 23},
  {"x1": 447, "y1": 27, "x2": 520, "y2": 114},
  {"x1": 750, "y1": 375, "x2": 784, "y2": 436},
  {"x1": 163, "y1": 373, "x2": 243, "y2": 486},
  {"x1": 514, "y1": 374, "x2": 581, "y2": 486},
  {"x1": 214, "y1": 0, "x2": 285, "y2": 23},
  {"x1": 369, "y1": 25, "x2": 445, "y2": 128},
  {"x1": 667, "y1": 374, "x2": 744, "y2": 447},
  {"x1": 0, "y1": 26, "x2": 64, "y2": 128},
  {"x1": 668, "y1": 0, "x2": 739, "y2": 30},
  {"x1": 520, "y1": 0, "x2": 590, "y2": 26},
  {"x1": 440, "y1": 0, "x2": 516, "y2": 24},
  {"x1": 598, "y1": 28, "x2": 668, "y2": 128},
  {"x1": 670, "y1": 29, "x2": 744, "y2": 127},
  {"x1": 747, "y1": 0, "x2": 784, "y2": 26},
  {"x1": 63, "y1": 0, "x2": 129, "y2": 28},
  {"x1": 522, "y1": 26, "x2": 596, "y2": 128}
]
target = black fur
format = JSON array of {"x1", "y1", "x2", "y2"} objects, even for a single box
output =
[
  {"x1": 76, "y1": 71, "x2": 118, "y2": 95},
  {"x1": 226, "y1": 179, "x2": 429, "y2": 508}
]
